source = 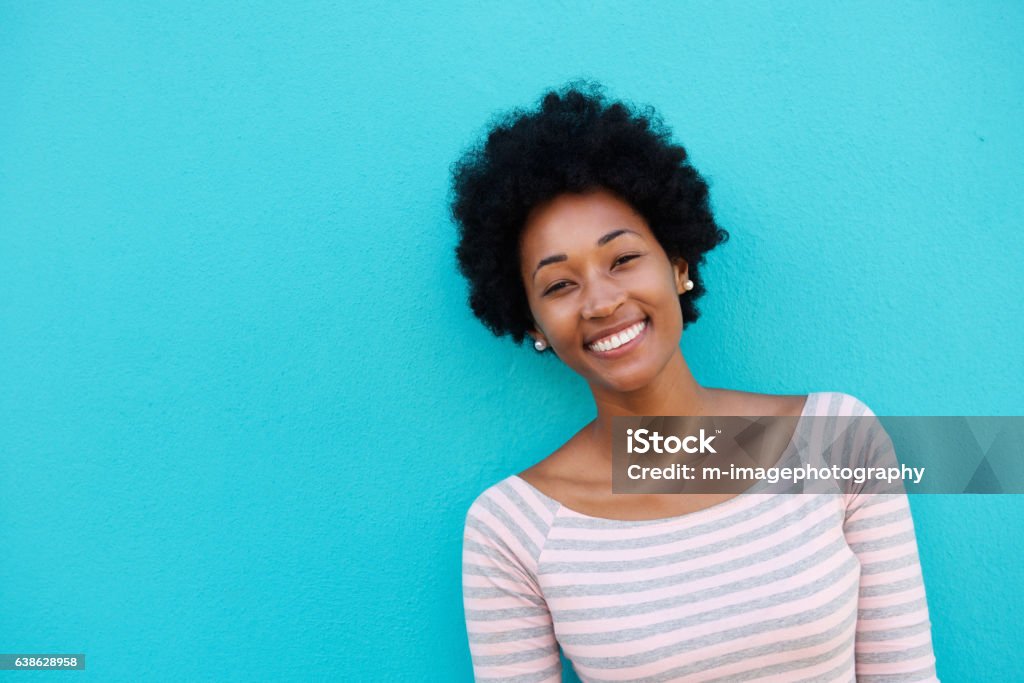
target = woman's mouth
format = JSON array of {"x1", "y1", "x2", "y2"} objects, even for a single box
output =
[{"x1": 585, "y1": 318, "x2": 649, "y2": 356}]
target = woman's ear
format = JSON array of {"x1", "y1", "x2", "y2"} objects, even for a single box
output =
[
  {"x1": 672, "y1": 257, "x2": 690, "y2": 294},
  {"x1": 528, "y1": 328, "x2": 547, "y2": 346}
]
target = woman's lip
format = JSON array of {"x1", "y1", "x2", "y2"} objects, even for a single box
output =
[{"x1": 585, "y1": 317, "x2": 650, "y2": 357}]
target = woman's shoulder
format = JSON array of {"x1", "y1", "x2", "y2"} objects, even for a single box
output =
[
  {"x1": 803, "y1": 391, "x2": 879, "y2": 417},
  {"x1": 707, "y1": 389, "x2": 879, "y2": 418},
  {"x1": 464, "y1": 473, "x2": 562, "y2": 529},
  {"x1": 462, "y1": 474, "x2": 561, "y2": 574}
]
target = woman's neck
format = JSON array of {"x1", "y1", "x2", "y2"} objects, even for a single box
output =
[{"x1": 585, "y1": 350, "x2": 714, "y2": 459}]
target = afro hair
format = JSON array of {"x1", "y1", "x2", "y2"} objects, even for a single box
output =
[{"x1": 450, "y1": 81, "x2": 729, "y2": 348}]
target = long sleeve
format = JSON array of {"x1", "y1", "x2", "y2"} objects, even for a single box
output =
[
  {"x1": 462, "y1": 483, "x2": 561, "y2": 682},
  {"x1": 843, "y1": 406, "x2": 939, "y2": 681}
]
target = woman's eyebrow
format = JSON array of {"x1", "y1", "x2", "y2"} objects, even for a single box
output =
[{"x1": 532, "y1": 229, "x2": 641, "y2": 281}]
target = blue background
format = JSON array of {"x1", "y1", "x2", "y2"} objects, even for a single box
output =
[{"x1": 2, "y1": 2, "x2": 1022, "y2": 680}]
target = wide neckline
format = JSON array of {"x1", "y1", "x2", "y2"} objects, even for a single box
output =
[{"x1": 512, "y1": 392, "x2": 817, "y2": 525}]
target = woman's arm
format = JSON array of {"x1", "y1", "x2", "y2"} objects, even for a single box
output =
[
  {"x1": 844, "y1": 491, "x2": 939, "y2": 681},
  {"x1": 462, "y1": 486, "x2": 562, "y2": 682},
  {"x1": 843, "y1": 410, "x2": 940, "y2": 681}
]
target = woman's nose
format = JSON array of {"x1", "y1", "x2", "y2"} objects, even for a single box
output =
[{"x1": 581, "y1": 278, "x2": 626, "y2": 319}]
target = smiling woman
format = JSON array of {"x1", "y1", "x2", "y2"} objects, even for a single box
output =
[
  {"x1": 519, "y1": 190, "x2": 693, "y2": 396},
  {"x1": 449, "y1": 82, "x2": 938, "y2": 682}
]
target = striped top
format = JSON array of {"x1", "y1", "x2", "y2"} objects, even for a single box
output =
[{"x1": 462, "y1": 392, "x2": 938, "y2": 682}]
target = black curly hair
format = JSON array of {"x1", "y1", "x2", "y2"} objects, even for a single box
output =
[{"x1": 450, "y1": 81, "x2": 729, "y2": 348}]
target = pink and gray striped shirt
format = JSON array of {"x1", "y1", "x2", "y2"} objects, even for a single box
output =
[{"x1": 462, "y1": 392, "x2": 938, "y2": 682}]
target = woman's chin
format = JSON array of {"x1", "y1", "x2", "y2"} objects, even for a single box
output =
[
  {"x1": 583, "y1": 347, "x2": 678, "y2": 395},
  {"x1": 588, "y1": 366, "x2": 658, "y2": 394}
]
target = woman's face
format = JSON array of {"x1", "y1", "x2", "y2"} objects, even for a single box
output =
[{"x1": 519, "y1": 188, "x2": 690, "y2": 394}]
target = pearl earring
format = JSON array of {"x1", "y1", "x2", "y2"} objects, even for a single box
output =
[
  {"x1": 534, "y1": 339, "x2": 547, "y2": 351},
  {"x1": 683, "y1": 279, "x2": 694, "y2": 291}
]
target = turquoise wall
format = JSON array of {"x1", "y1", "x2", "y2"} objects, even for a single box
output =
[{"x1": 2, "y1": 2, "x2": 1021, "y2": 680}]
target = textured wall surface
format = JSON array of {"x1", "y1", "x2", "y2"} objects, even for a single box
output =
[{"x1": 2, "y1": 2, "x2": 1022, "y2": 680}]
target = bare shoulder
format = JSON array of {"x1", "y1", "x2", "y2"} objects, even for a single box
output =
[
  {"x1": 517, "y1": 392, "x2": 807, "y2": 485},
  {"x1": 517, "y1": 425, "x2": 600, "y2": 504},
  {"x1": 707, "y1": 388, "x2": 808, "y2": 417},
  {"x1": 516, "y1": 392, "x2": 809, "y2": 520}
]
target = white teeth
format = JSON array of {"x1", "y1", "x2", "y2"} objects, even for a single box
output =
[{"x1": 588, "y1": 320, "x2": 646, "y2": 352}]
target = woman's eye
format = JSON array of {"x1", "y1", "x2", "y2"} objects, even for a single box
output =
[
  {"x1": 542, "y1": 255, "x2": 641, "y2": 295},
  {"x1": 543, "y1": 282, "x2": 569, "y2": 296}
]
